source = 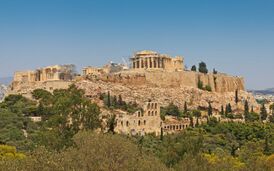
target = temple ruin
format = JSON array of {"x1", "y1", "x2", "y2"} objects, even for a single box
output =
[
  {"x1": 130, "y1": 50, "x2": 184, "y2": 72},
  {"x1": 13, "y1": 65, "x2": 76, "y2": 83}
]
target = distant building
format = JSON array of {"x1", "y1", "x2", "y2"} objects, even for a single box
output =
[
  {"x1": 130, "y1": 50, "x2": 184, "y2": 72},
  {"x1": 115, "y1": 101, "x2": 191, "y2": 136},
  {"x1": 13, "y1": 65, "x2": 76, "y2": 83},
  {"x1": 82, "y1": 62, "x2": 127, "y2": 76}
]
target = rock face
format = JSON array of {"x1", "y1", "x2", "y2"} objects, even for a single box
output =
[
  {"x1": 98, "y1": 70, "x2": 244, "y2": 93},
  {"x1": 76, "y1": 79, "x2": 259, "y2": 113},
  {"x1": 0, "y1": 84, "x2": 7, "y2": 101}
]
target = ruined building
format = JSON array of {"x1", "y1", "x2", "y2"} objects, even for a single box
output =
[
  {"x1": 13, "y1": 65, "x2": 76, "y2": 83},
  {"x1": 115, "y1": 102, "x2": 191, "y2": 136},
  {"x1": 130, "y1": 50, "x2": 184, "y2": 72}
]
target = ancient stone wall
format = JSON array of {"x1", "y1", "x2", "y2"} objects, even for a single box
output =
[
  {"x1": 99, "y1": 71, "x2": 244, "y2": 93},
  {"x1": 7, "y1": 81, "x2": 72, "y2": 99}
]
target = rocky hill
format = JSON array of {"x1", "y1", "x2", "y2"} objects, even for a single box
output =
[{"x1": 76, "y1": 79, "x2": 259, "y2": 113}]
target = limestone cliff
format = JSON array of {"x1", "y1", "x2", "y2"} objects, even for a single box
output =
[{"x1": 76, "y1": 80, "x2": 259, "y2": 113}]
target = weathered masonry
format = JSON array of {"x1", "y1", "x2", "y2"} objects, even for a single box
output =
[
  {"x1": 130, "y1": 50, "x2": 184, "y2": 72},
  {"x1": 13, "y1": 65, "x2": 76, "y2": 83},
  {"x1": 115, "y1": 101, "x2": 191, "y2": 136}
]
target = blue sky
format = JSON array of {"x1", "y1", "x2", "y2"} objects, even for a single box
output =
[{"x1": 0, "y1": 0, "x2": 273, "y2": 89}]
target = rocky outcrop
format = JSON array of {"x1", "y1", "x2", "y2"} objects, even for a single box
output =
[{"x1": 76, "y1": 80, "x2": 259, "y2": 113}]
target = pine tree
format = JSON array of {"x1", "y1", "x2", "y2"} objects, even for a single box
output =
[
  {"x1": 191, "y1": 65, "x2": 197, "y2": 72},
  {"x1": 196, "y1": 117, "x2": 199, "y2": 127},
  {"x1": 184, "y1": 101, "x2": 188, "y2": 113},
  {"x1": 235, "y1": 89, "x2": 239, "y2": 104},
  {"x1": 208, "y1": 103, "x2": 213, "y2": 116},
  {"x1": 260, "y1": 103, "x2": 268, "y2": 121},
  {"x1": 113, "y1": 95, "x2": 117, "y2": 107},
  {"x1": 198, "y1": 79, "x2": 203, "y2": 90},
  {"x1": 225, "y1": 103, "x2": 232, "y2": 115},
  {"x1": 190, "y1": 117, "x2": 194, "y2": 128},
  {"x1": 198, "y1": 62, "x2": 208, "y2": 74},
  {"x1": 107, "y1": 115, "x2": 116, "y2": 134},
  {"x1": 118, "y1": 94, "x2": 123, "y2": 106},
  {"x1": 264, "y1": 136, "x2": 270, "y2": 155},
  {"x1": 107, "y1": 91, "x2": 111, "y2": 108},
  {"x1": 244, "y1": 100, "x2": 249, "y2": 116},
  {"x1": 220, "y1": 105, "x2": 224, "y2": 115},
  {"x1": 160, "y1": 128, "x2": 164, "y2": 141}
]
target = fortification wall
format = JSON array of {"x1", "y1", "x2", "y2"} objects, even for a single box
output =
[
  {"x1": 100, "y1": 71, "x2": 244, "y2": 93},
  {"x1": 7, "y1": 81, "x2": 72, "y2": 99}
]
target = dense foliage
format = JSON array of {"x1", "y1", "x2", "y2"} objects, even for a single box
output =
[
  {"x1": 0, "y1": 86, "x2": 274, "y2": 170},
  {"x1": 0, "y1": 85, "x2": 100, "y2": 151}
]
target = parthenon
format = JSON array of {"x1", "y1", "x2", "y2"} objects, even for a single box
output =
[{"x1": 130, "y1": 50, "x2": 184, "y2": 72}]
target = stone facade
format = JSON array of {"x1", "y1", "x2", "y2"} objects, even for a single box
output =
[
  {"x1": 82, "y1": 67, "x2": 104, "y2": 76},
  {"x1": 115, "y1": 102, "x2": 162, "y2": 136},
  {"x1": 14, "y1": 65, "x2": 76, "y2": 83},
  {"x1": 115, "y1": 102, "x2": 191, "y2": 136},
  {"x1": 162, "y1": 116, "x2": 191, "y2": 134},
  {"x1": 130, "y1": 50, "x2": 184, "y2": 72},
  {"x1": 83, "y1": 62, "x2": 127, "y2": 76}
]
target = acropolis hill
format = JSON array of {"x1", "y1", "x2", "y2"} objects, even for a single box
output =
[{"x1": 7, "y1": 50, "x2": 259, "y2": 113}]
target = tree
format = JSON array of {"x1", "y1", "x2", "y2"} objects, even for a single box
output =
[
  {"x1": 245, "y1": 112, "x2": 260, "y2": 122},
  {"x1": 113, "y1": 95, "x2": 118, "y2": 107},
  {"x1": 184, "y1": 101, "x2": 188, "y2": 113},
  {"x1": 220, "y1": 105, "x2": 224, "y2": 115},
  {"x1": 235, "y1": 89, "x2": 239, "y2": 104},
  {"x1": 269, "y1": 115, "x2": 274, "y2": 123},
  {"x1": 208, "y1": 103, "x2": 213, "y2": 116},
  {"x1": 213, "y1": 68, "x2": 218, "y2": 74},
  {"x1": 192, "y1": 110, "x2": 201, "y2": 118},
  {"x1": 107, "y1": 91, "x2": 111, "y2": 108},
  {"x1": 198, "y1": 79, "x2": 204, "y2": 90},
  {"x1": 225, "y1": 103, "x2": 232, "y2": 115},
  {"x1": 270, "y1": 103, "x2": 274, "y2": 115},
  {"x1": 191, "y1": 65, "x2": 197, "y2": 72},
  {"x1": 244, "y1": 100, "x2": 249, "y2": 116},
  {"x1": 118, "y1": 94, "x2": 123, "y2": 106},
  {"x1": 198, "y1": 62, "x2": 208, "y2": 74},
  {"x1": 260, "y1": 103, "x2": 268, "y2": 121},
  {"x1": 165, "y1": 103, "x2": 180, "y2": 117},
  {"x1": 205, "y1": 85, "x2": 212, "y2": 92},
  {"x1": 107, "y1": 115, "x2": 116, "y2": 134}
]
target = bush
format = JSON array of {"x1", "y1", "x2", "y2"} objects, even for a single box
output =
[{"x1": 205, "y1": 85, "x2": 212, "y2": 92}]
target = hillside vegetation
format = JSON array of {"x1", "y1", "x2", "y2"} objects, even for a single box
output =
[{"x1": 0, "y1": 85, "x2": 273, "y2": 171}]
